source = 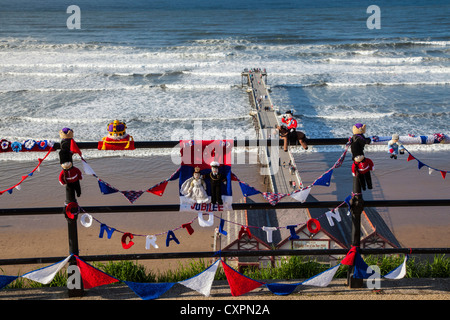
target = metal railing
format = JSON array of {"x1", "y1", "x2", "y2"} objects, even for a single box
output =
[{"x1": 1, "y1": 138, "x2": 449, "y2": 297}]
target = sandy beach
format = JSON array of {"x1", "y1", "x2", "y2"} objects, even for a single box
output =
[{"x1": 0, "y1": 147, "x2": 449, "y2": 277}]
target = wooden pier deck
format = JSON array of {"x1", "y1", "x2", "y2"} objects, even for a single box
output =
[
  {"x1": 242, "y1": 68, "x2": 303, "y2": 194},
  {"x1": 218, "y1": 69, "x2": 312, "y2": 251}
]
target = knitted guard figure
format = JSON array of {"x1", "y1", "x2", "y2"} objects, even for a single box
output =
[
  {"x1": 98, "y1": 120, "x2": 135, "y2": 150},
  {"x1": 59, "y1": 149, "x2": 82, "y2": 203},
  {"x1": 350, "y1": 123, "x2": 371, "y2": 160},
  {"x1": 388, "y1": 134, "x2": 405, "y2": 159},
  {"x1": 278, "y1": 110, "x2": 308, "y2": 152},
  {"x1": 352, "y1": 155, "x2": 374, "y2": 191},
  {"x1": 180, "y1": 167, "x2": 209, "y2": 204},
  {"x1": 204, "y1": 161, "x2": 227, "y2": 205}
]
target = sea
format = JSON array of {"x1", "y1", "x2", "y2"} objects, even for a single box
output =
[{"x1": 0, "y1": 0, "x2": 449, "y2": 160}]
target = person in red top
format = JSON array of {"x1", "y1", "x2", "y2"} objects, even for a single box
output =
[{"x1": 352, "y1": 155, "x2": 374, "y2": 191}]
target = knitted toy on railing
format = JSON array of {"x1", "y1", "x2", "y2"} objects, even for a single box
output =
[
  {"x1": 352, "y1": 155, "x2": 374, "y2": 191},
  {"x1": 388, "y1": 134, "x2": 405, "y2": 159},
  {"x1": 350, "y1": 123, "x2": 371, "y2": 160},
  {"x1": 98, "y1": 120, "x2": 135, "y2": 150},
  {"x1": 58, "y1": 128, "x2": 82, "y2": 204}
]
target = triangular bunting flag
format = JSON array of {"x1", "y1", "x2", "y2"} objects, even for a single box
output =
[
  {"x1": 341, "y1": 246, "x2": 357, "y2": 266},
  {"x1": 70, "y1": 139, "x2": 82, "y2": 157},
  {"x1": 301, "y1": 263, "x2": 340, "y2": 287},
  {"x1": 75, "y1": 256, "x2": 119, "y2": 289},
  {"x1": 22, "y1": 255, "x2": 71, "y2": 284},
  {"x1": 417, "y1": 161, "x2": 425, "y2": 170},
  {"x1": 178, "y1": 259, "x2": 220, "y2": 296},
  {"x1": 265, "y1": 282, "x2": 300, "y2": 295},
  {"x1": 221, "y1": 260, "x2": 264, "y2": 296},
  {"x1": 238, "y1": 181, "x2": 261, "y2": 197},
  {"x1": 407, "y1": 154, "x2": 415, "y2": 162},
  {"x1": 353, "y1": 253, "x2": 380, "y2": 279},
  {"x1": 353, "y1": 252, "x2": 370, "y2": 279},
  {"x1": 124, "y1": 281, "x2": 175, "y2": 300},
  {"x1": 262, "y1": 192, "x2": 287, "y2": 206},
  {"x1": 147, "y1": 181, "x2": 168, "y2": 196},
  {"x1": 314, "y1": 169, "x2": 333, "y2": 186},
  {"x1": 384, "y1": 256, "x2": 408, "y2": 280},
  {"x1": 0, "y1": 275, "x2": 18, "y2": 289},
  {"x1": 82, "y1": 160, "x2": 97, "y2": 176},
  {"x1": 441, "y1": 171, "x2": 447, "y2": 179},
  {"x1": 121, "y1": 190, "x2": 144, "y2": 204},
  {"x1": 98, "y1": 179, "x2": 119, "y2": 194},
  {"x1": 289, "y1": 187, "x2": 311, "y2": 202}
]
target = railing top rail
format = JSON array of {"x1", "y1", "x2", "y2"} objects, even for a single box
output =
[
  {"x1": 1, "y1": 199, "x2": 450, "y2": 216},
  {"x1": 0, "y1": 248, "x2": 448, "y2": 266}
]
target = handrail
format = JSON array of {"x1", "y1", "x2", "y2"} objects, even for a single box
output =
[
  {"x1": 48, "y1": 138, "x2": 350, "y2": 150},
  {"x1": 0, "y1": 248, "x2": 448, "y2": 266},
  {"x1": 1, "y1": 199, "x2": 450, "y2": 216}
]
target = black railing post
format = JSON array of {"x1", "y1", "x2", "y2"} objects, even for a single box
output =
[
  {"x1": 65, "y1": 204, "x2": 84, "y2": 297},
  {"x1": 347, "y1": 175, "x2": 365, "y2": 288}
]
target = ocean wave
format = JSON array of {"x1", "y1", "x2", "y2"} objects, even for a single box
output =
[
  {"x1": 273, "y1": 80, "x2": 450, "y2": 89},
  {"x1": 301, "y1": 111, "x2": 395, "y2": 120},
  {"x1": 0, "y1": 83, "x2": 238, "y2": 94}
]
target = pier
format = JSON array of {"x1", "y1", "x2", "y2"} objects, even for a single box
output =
[
  {"x1": 241, "y1": 68, "x2": 303, "y2": 194},
  {"x1": 217, "y1": 69, "x2": 312, "y2": 254}
]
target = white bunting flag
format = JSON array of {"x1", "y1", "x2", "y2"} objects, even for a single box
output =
[
  {"x1": 22, "y1": 255, "x2": 71, "y2": 284},
  {"x1": 384, "y1": 256, "x2": 407, "y2": 280},
  {"x1": 289, "y1": 188, "x2": 311, "y2": 203},
  {"x1": 82, "y1": 160, "x2": 97, "y2": 176},
  {"x1": 178, "y1": 259, "x2": 220, "y2": 296},
  {"x1": 301, "y1": 263, "x2": 340, "y2": 287}
]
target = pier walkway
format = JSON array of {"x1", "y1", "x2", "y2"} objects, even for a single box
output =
[
  {"x1": 242, "y1": 68, "x2": 303, "y2": 194},
  {"x1": 220, "y1": 69, "x2": 311, "y2": 249}
]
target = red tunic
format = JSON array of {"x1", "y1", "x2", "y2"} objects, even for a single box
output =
[
  {"x1": 352, "y1": 158, "x2": 374, "y2": 176},
  {"x1": 59, "y1": 167, "x2": 83, "y2": 185}
]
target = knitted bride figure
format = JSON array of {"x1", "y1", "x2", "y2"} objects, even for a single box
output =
[{"x1": 180, "y1": 167, "x2": 209, "y2": 203}]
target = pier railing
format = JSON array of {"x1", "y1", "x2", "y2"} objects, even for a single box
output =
[{"x1": 1, "y1": 138, "x2": 449, "y2": 297}]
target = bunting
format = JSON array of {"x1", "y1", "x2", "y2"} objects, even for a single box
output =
[
  {"x1": 403, "y1": 147, "x2": 449, "y2": 179},
  {"x1": 221, "y1": 260, "x2": 264, "y2": 297},
  {"x1": 301, "y1": 263, "x2": 341, "y2": 287},
  {"x1": 75, "y1": 256, "x2": 120, "y2": 289},
  {"x1": 0, "y1": 147, "x2": 53, "y2": 195},
  {"x1": 384, "y1": 256, "x2": 408, "y2": 280},
  {"x1": 178, "y1": 259, "x2": 220, "y2": 297},
  {"x1": 22, "y1": 255, "x2": 71, "y2": 285},
  {"x1": 0, "y1": 253, "x2": 410, "y2": 299},
  {"x1": 124, "y1": 281, "x2": 175, "y2": 300}
]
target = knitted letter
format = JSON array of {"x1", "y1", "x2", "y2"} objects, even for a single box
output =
[
  {"x1": 262, "y1": 226, "x2": 277, "y2": 243},
  {"x1": 166, "y1": 230, "x2": 180, "y2": 247},
  {"x1": 99, "y1": 224, "x2": 115, "y2": 239},
  {"x1": 145, "y1": 235, "x2": 159, "y2": 250},
  {"x1": 121, "y1": 233, "x2": 134, "y2": 249},
  {"x1": 287, "y1": 225, "x2": 299, "y2": 240}
]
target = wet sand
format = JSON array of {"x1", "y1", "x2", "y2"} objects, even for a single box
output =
[{"x1": 0, "y1": 148, "x2": 449, "y2": 276}]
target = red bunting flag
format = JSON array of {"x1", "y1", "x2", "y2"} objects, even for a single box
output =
[
  {"x1": 147, "y1": 181, "x2": 168, "y2": 196},
  {"x1": 221, "y1": 260, "x2": 263, "y2": 296},
  {"x1": 407, "y1": 154, "x2": 415, "y2": 162},
  {"x1": 441, "y1": 171, "x2": 447, "y2": 179},
  {"x1": 75, "y1": 256, "x2": 119, "y2": 289},
  {"x1": 340, "y1": 246, "x2": 357, "y2": 266},
  {"x1": 70, "y1": 139, "x2": 82, "y2": 157}
]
